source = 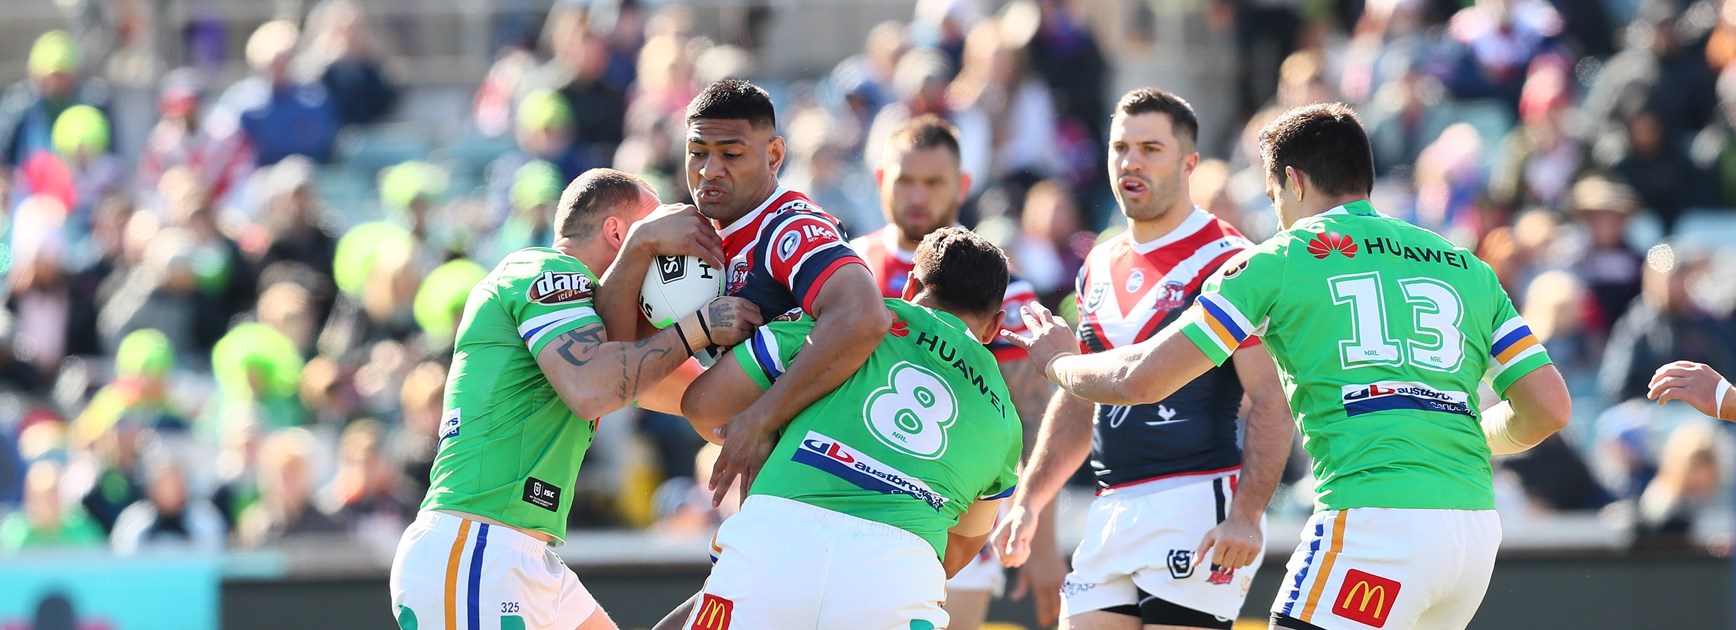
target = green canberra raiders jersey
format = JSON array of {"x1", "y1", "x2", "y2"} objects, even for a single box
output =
[
  {"x1": 1179, "y1": 201, "x2": 1552, "y2": 511},
  {"x1": 733, "y1": 300, "x2": 1022, "y2": 557},
  {"x1": 421, "y1": 247, "x2": 604, "y2": 543}
]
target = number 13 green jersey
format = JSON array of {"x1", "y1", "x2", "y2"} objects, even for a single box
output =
[
  {"x1": 1179, "y1": 201, "x2": 1552, "y2": 511},
  {"x1": 731, "y1": 300, "x2": 1023, "y2": 557}
]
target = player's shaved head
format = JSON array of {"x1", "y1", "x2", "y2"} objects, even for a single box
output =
[
  {"x1": 1258, "y1": 103, "x2": 1374, "y2": 197},
  {"x1": 554, "y1": 168, "x2": 652, "y2": 239},
  {"x1": 912, "y1": 226, "x2": 1008, "y2": 321}
]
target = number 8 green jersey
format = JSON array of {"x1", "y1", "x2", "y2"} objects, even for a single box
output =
[
  {"x1": 731, "y1": 300, "x2": 1023, "y2": 557},
  {"x1": 1179, "y1": 201, "x2": 1552, "y2": 511}
]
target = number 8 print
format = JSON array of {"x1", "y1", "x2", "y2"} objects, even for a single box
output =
[{"x1": 863, "y1": 362, "x2": 959, "y2": 459}]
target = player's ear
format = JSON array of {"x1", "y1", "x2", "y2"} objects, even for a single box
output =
[
  {"x1": 1183, "y1": 151, "x2": 1200, "y2": 175},
  {"x1": 977, "y1": 309, "x2": 1006, "y2": 344},
  {"x1": 957, "y1": 170, "x2": 973, "y2": 201},
  {"x1": 902, "y1": 273, "x2": 922, "y2": 301},
  {"x1": 767, "y1": 135, "x2": 787, "y2": 174},
  {"x1": 875, "y1": 166, "x2": 886, "y2": 188},
  {"x1": 602, "y1": 215, "x2": 626, "y2": 251},
  {"x1": 1284, "y1": 166, "x2": 1306, "y2": 203}
]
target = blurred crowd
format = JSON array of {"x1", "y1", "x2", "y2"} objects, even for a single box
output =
[{"x1": 0, "y1": 0, "x2": 1731, "y2": 560}]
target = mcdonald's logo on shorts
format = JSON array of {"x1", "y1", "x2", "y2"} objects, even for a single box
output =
[
  {"x1": 1332, "y1": 569, "x2": 1401, "y2": 628},
  {"x1": 691, "y1": 593, "x2": 734, "y2": 630}
]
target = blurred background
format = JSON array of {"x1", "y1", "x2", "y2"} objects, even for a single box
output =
[{"x1": 0, "y1": 0, "x2": 1730, "y2": 628}]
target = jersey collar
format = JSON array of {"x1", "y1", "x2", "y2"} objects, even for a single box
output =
[
  {"x1": 1321, "y1": 199, "x2": 1381, "y2": 218},
  {"x1": 1128, "y1": 207, "x2": 1211, "y2": 255},
  {"x1": 717, "y1": 185, "x2": 791, "y2": 240}
]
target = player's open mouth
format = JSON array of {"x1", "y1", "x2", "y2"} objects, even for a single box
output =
[
  {"x1": 1119, "y1": 177, "x2": 1148, "y2": 195},
  {"x1": 698, "y1": 188, "x2": 726, "y2": 202}
]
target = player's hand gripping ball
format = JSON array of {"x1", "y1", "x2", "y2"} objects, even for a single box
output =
[{"x1": 640, "y1": 254, "x2": 725, "y2": 328}]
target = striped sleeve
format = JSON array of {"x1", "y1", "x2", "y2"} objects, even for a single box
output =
[
  {"x1": 519, "y1": 306, "x2": 601, "y2": 355},
  {"x1": 501, "y1": 252, "x2": 604, "y2": 356},
  {"x1": 1180, "y1": 244, "x2": 1282, "y2": 366},
  {"x1": 730, "y1": 315, "x2": 816, "y2": 390},
  {"x1": 1484, "y1": 315, "x2": 1552, "y2": 394}
]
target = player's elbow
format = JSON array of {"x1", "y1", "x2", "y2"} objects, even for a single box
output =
[
  {"x1": 568, "y1": 393, "x2": 619, "y2": 424},
  {"x1": 680, "y1": 393, "x2": 729, "y2": 443},
  {"x1": 848, "y1": 301, "x2": 895, "y2": 340}
]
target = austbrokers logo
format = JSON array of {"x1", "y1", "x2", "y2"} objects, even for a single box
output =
[{"x1": 1307, "y1": 231, "x2": 1358, "y2": 259}]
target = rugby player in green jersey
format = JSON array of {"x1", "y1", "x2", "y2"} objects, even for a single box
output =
[
  {"x1": 1001, "y1": 104, "x2": 1573, "y2": 630},
  {"x1": 389, "y1": 169, "x2": 762, "y2": 630},
  {"x1": 674, "y1": 227, "x2": 1023, "y2": 629}
]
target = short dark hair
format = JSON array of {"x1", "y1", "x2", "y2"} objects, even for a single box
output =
[
  {"x1": 1113, "y1": 88, "x2": 1199, "y2": 147},
  {"x1": 553, "y1": 168, "x2": 649, "y2": 239},
  {"x1": 685, "y1": 79, "x2": 776, "y2": 130},
  {"x1": 912, "y1": 226, "x2": 1009, "y2": 320},
  {"x1": 884, "y1": 114, "x2": 962, "y2": 163},
  {"x1": 1257, "y1": 103, "x2": 1375, "y2": 197}
]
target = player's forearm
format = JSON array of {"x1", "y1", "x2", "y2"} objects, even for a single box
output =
[
  {"x1": 1483, "y1": 366, "x2": 1572, "y2": 456},
  {"x1": 1012, "y1": 391, "x2": 1094, "y2": 516},
  {"x1": 742, "y1": 299, "x2": 890, "y2": 434},
  {"x1": 1002, "y1": 358, "x2": 1055, "y2": 460},
  {"x1": 1047, "y1": 328, "x2": 1211, "y2": 406},
  {"x1": 548, "y1": 323, "x2": 704, "y2": 420},
  {"x1": 596, "y1": 243, "x2": 655, "y2": 342},
  {"x1": 944, "y1": 533, "x2": 990, "y2": 578},
  {"x1": 1228, "y1": 394, "x2": 1291, "y2": 523}
]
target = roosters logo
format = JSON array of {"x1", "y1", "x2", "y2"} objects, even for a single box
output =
[{"x1": 1153, "y1": 280, "x2": 1187, "y2": 310}]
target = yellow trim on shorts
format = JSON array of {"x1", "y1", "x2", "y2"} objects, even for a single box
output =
[
  {"x1": 445, "y1": 519, "x2": 472, "y2": 630},
  {"x1": 1300, "y1": 511, "x2": 1348, "y2": 622}
]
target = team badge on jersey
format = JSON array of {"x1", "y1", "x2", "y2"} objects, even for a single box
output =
[
  {"x1": 776, "y1": 231, "x2": 802, "y2": 261},
  {"x1": 727, "y1": 260, "x2": 751, "y2": 294},
  {"x1": 1083, "y1": 281, "x2": 1108, "y2": 314},
  {"x1": 1125, "y1": 269, "x2": 1145, "y2": 293},
  {"x1": 1154, "y1": 280, "x2": 1188, "y2": 310},
  {"x1": 527, "y1": 271, "x2": 593, "y2": 304},
  {"x1": 1308, "y1": 231, "x2": 1359, "y2": 259}
]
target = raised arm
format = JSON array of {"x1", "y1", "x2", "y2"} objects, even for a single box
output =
[
  {"x1": 707, "y1": 265, "x2": 893, "y2": 504},
  {"x1": 536, "y1": 296, "x2": 759, "y2": 421},
  {"x1": 595, "y1": 204, "x2": 725, "y2": 342}
]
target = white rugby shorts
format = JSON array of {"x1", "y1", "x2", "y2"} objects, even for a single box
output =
[
  {"x1": 390, "y1": 511, "x2": 598, "y2": 630},
  {"x1": 1271, "y1": 508, "x2": 1500, "y2": 630},
  {"x1": 1062, "y1": 473, "x2": 1264, "y2": 622},
  {"x1": 690, "y1": 495, "x2": 949, "y2": 630}
]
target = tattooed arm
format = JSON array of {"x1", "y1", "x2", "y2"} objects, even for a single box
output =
[{"x1": 535, "y1": 297, "x2": 761, "y2": 421}]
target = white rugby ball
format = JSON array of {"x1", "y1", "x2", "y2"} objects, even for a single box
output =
[{"x1": 639, "y1": 254, "x2": 724, "y2": 329}]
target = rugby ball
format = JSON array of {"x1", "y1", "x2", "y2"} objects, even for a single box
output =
[{"x1": 639, "y1": 255, "x2": 724, "y2": 329}]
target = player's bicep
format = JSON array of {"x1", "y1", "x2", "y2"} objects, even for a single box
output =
[
  {"x1": 950, "y1": 498, "x2": 1002, "y2": 537},
  {"x1": 533, "y1": 323, "x2": 612, "y2": 417},
  {"x1": 1230, "y1": 342, "x2": 1284, "y2": 405}
]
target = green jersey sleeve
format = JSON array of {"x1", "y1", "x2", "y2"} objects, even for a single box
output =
[
  {"x1": 731, "y1": 314, "x2": 818, "y2": 390},
  {"x1": 980, "y1": 435, "x2": 1020, "y2": 501},
  {"x1": 1181, "y1": 237, "x2": 1288, "y2": 365},
  {"x1": 1483, "y1": 281, "x2": 1552, "y2": 395},
  {"x1": 501, "y1": 252, "x2": 604, "y2": 357}
]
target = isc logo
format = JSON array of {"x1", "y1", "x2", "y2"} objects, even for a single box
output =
[{"x1": 690, "y1": 594, "x2": 733, "y2": 629}]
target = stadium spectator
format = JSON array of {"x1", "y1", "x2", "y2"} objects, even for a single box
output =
[
  {"x1": 0, "y1": 31, "x2": 110, "y2": 174},
  {"x1": 1631, "y1": 422, "x2": 1729, "y2": 548},
  {"x1": 1566, "y1": 175, "x2": 1645, "y2": 336},
  {"x1": 1026, "y1": 0, "x2": 1108, "y2": 153},
  {"x1": 299, "y1": 0, "x2": 401, "y2": 127},
  {"x1": 522, "y1": 6, "x2": 626, "y2": 164},
  {"x1": 95, "y1": 227, "x2": 200, "y2": 357},
  {"x1": 237, "y1": 428, "x2": 345, "y2": 548},
  {"x1": 110, "y1": 453, "x2": 227, "y2": 555},
  {"x1": 208, "y1": 20, "x2": 340, "y2": 167},
  {"x1": 780, "y1": 108, "x2": 881, "y2": 235},
  {"x1": 317, "y1": 419, "x2": 415, "y2": 544},
  {"x1": 1523, "y1": 270, "x2": 1600, "y2": 389},
  {"x1": 161, "y1": 167, "x2": 254, "y2": 352},
  {"x1": 1600, "y1": 244, "x2": 1736, "y2": 404},
  {"x1": 948, "y1": 17, "x2": 1061, "y2": 181},
  {"x1": 211, "y1": 322, "x2": 308, "y2": 431},
  {"x1": 826, "y1": 21, "x2": 908, "y2": 143},
  {"x1": 7, "y1": 196, "x2": 72, "y2": 376},
  {"x1": 1010, "y1": 179, "x2": 1089, "y2": 304},
  {"x1": 912, "y1": 0, "x2": 982, "y2": 71},
  {"x1": 865, "y1": 48, "x2": 992, "y2": 195},
  {"x1": 1597, "y1": 91, "x2": 1715, "y2": 231},
  {"x1": 1582, "y1": 1, "x2": 1718, "y2": 149},
  {"x1": 480, "y1": 160, "x2": 562, "y2": 265},
  {"x1": 1489, "y1": 58, "x2": 1583, "y2": 213},
  {"x1": 209, "y1": 419, "x2": 264, "y2": 531},
  {"x1": 138, "y1": 68, "x2": 252, "y2": 207},
  {"x1": 389, "y1": 361, "x2": 445, "y2": 500},
  {"x1": 72, "y1": 329, "x2": 189, "y2": 441},
  {"x1": 251, "y1": 157, "x2": 339, "y2": 323},
  {"x1": 1, "y1": 460, "x2": 106, "y2": 553},
  {"x1": 1438, "y1": 0, "x2": 1564, "y2": 109}
]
